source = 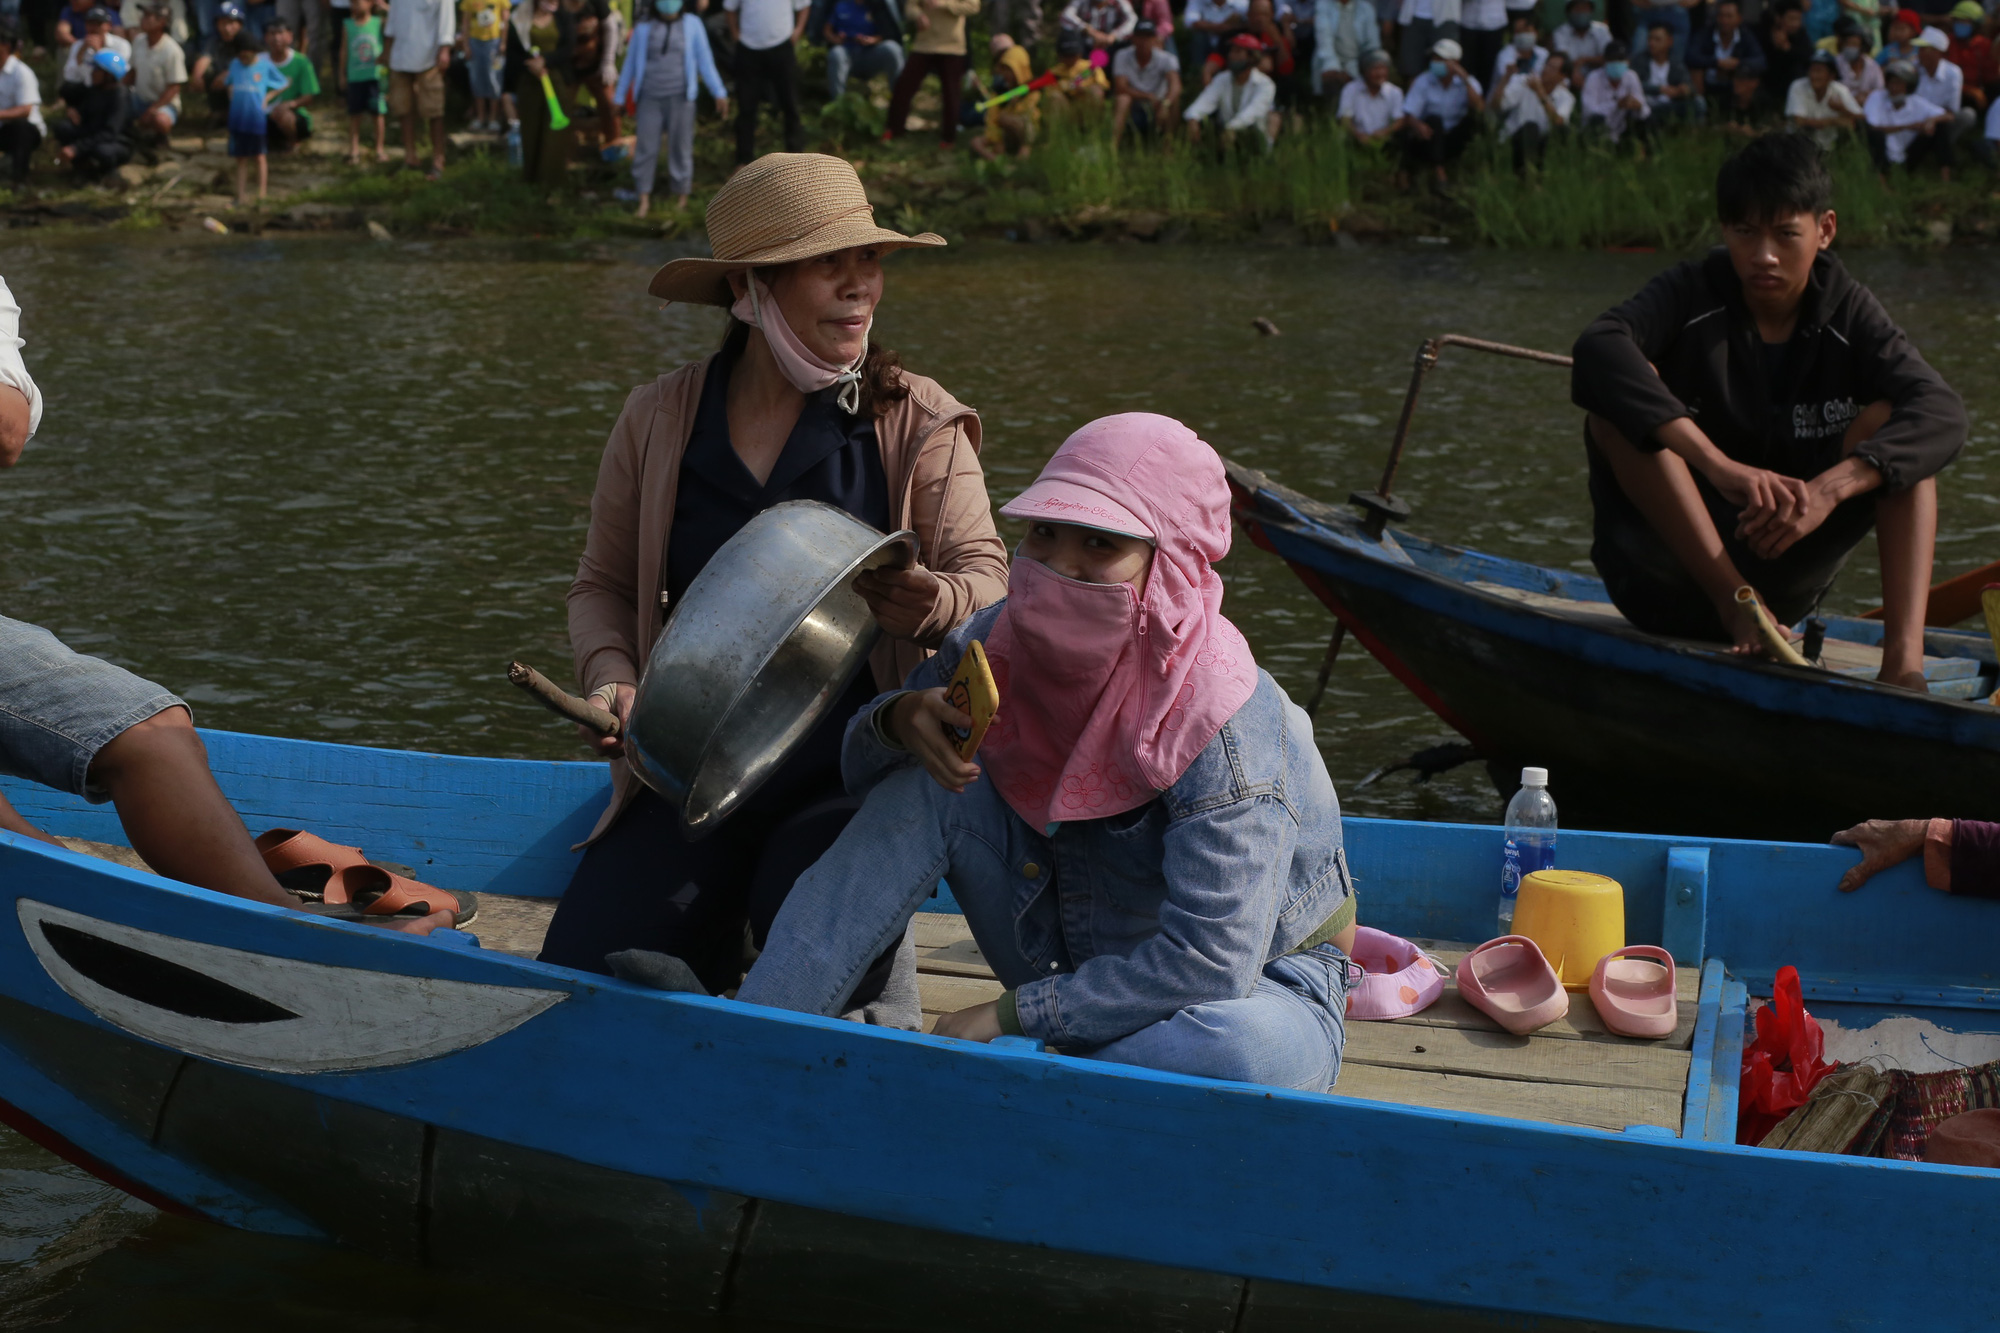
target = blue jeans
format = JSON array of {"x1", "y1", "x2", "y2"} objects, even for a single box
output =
[
  {"x1": 736, "y1": 765, "x2": 1353, "y2": 1091},
  {"x1": 0, "y1": 615, "x2": 184, "y2": 801},
  {"x1": 826, "y1": 38, "x2": 904, "y2": 100}
]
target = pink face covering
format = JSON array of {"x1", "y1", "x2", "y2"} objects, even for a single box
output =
[
  {"x1": 729, "y1": 276, "x2": 869, "y2": 414},
  {"x1": 980, "y1": 414, "x2": 1259, "y2": 830}
]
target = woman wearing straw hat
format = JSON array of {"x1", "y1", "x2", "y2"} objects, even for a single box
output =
[{"x1": 540, "y1": 153, "x2": 1009, "y2": 1021}]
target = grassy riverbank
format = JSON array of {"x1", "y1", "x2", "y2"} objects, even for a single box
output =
[{"x1": 3, "y1": 87, "x2": 1994, "y2": 248}]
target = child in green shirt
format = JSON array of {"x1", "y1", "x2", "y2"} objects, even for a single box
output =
[
  {"x1": 263, "y1": 20, "x2": 321, "y2": 151},
  {"x1": 343, "y1": 0, "x2": 389, "y2": 163}
]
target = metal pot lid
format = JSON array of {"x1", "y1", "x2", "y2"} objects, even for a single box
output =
[{"x1": 623, "y1": 501, "x2": 914, "y2": 839}]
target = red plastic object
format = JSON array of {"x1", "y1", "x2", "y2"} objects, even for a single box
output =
[{"x1": 1737, "y1": 965, "x2": 1835, "y2": 1145}]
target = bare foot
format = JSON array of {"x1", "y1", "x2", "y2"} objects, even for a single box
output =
[
  {"x1": 635, "y1": 196, "x2": 649, "y2": 218},
  {"x1": 375, "y1": 147, "x2": 393, "y2": 163},
  {"x1": 1723, "y1": 588, "x2": 1795, "y2": 658},
  {"x1": 1877, "y1": 667, "x2": 1929, "y2": 692},
  {"x1": 381, "y1": 908, "x2": 459, "y2": 936}
]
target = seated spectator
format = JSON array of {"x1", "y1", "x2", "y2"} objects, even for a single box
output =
[
  {"x1": 1833, "y1": 818, "x2": 2000, "y2": 898},
  {"x1": 1240, "y1": 0, "x2": 1296, "y2": 96},
  {"x1": 1307, "y1": 0, "x2": 1381, "y2": 99},
  {"x1": 1396, "y1": 36, "x2": 1483, "y2": 186},
  {"x1": 1760, "y1": 1, "x2": 1809, "y2": 106},
  {"x1": 1499, "y1": 46, "x2": 1570, "y2": 171},
  {"x1": 1552, "y1": 0, "x2": 1610, "y2": 89},
  {"x1": 53, "y1": 0, "x2": 116, "y2": 44},
  {"x1": 262, "y1": 16, "x2": 314, "y2": 147},
  {"x1": 971, "y1": 31, "x2": 1036, "y2": 156},
  {"x1": 1833, "y1": 19, "x2": 1882, "y2": 102},
  {"x1": 1110, "y1": 18, "x2": 1180, "y2": 143},
  {"x1": 1639, "y1": 20, "x2": 1698, "y2": 122},
  {"x1": 0, "y1": 26, "x2": 45, "y2": 185},
  {"x1": 1787, "y1": 47, "x2": 1858, "y2": 146},
  {"x1": 1335, "y1": 46, "x2": 1401, "y2": 145},
  {"x1": 1184, "y1": 29, "x2": 1277, "y2": 146},
  {"x1": 1183, "y1": 0, "x2": 1247, "y2": 77},
  {"x1": 51, "y1": 45, "x2": 134, "y2": 175},
  {"x1": 823, "y1": 0, "x2": 903, "y2": 99},
  {"x1": 1687, "y1": 0, "x2": 1765, "y2": 120},
  {"x1": 1042, "y1": 28, "x2": 1110, "y2": 118},
  {"x1": 1944, "y1": 1, "x2": 1992, "y2": 113},
  {"x1": 1913, "y1": 25, "x2": 1982, "y2": 172},
  {"x1": 59, "y1": 5, "x2": 133, "y2": 102},
  {"x1": 129, "y1": 3, "x2": 186, "y2": 139},
  {"x1": 1059, "y1": 0, "x2": 1135, "y2": 55},
  {"x1": 192, "y1": 1, "x2": 248, "y2": 123},
  {"x1": 1876, "y1": 6, "x2": 1920, "y2": 69},
  {"x1": 1580, "y1": 37, "x2": 1651, "y2": 143},
  {"x1": 1864, "y1": 59, "x2": 1950, "y2": 180},
  {"x1": 1488, "y1": 11, "x2": 1547, "y2": 102}
]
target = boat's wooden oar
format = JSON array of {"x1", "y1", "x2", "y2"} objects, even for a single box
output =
[
  {"x1": 507, "y1": 661, "x2": 620, "y2": 737},
  {"x1": 1859, "y1": 557, "x2": 2000, "y2": 627}
]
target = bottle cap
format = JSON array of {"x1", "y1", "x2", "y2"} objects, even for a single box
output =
[{"x1": 1520, "y1": 766, "x2": 1548, "y2": 788}]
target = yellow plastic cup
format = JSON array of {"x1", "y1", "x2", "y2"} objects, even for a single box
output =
[{"x1": 1511, "y1": 870, "x2": 1625, "y2": 991}]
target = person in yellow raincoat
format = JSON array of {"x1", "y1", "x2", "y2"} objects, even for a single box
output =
[{"x1": 972, "y1": 33, "x2": 1037, "y2": 157}]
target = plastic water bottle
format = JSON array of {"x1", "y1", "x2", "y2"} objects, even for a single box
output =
[
  {"x1": 504, "y1": 121, "x2": 523, "y2": 170},
  {"x1": 1499, "y1": 767, "x2": 1557, "y2": 933}
]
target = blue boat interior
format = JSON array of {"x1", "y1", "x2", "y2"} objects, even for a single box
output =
[{"x1": 8, "y1": 728, "x2": 2000, "y2": 1154}]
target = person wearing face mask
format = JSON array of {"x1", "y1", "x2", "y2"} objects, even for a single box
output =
[
  {"x1": 1942, "y1": 2, "x2": 1992, "y2": 113},
  {"x1": 1395, "y1": 35, "x2": 1483, "y2": 187},
  {"x1": 1863, "y1": 59, "x2": 1951, "y2": 177},
  {"x1": 612, "y1": 0, "x2": 728, "y2": 217},
  {"x1": 1912, "y1": 25, "x2": 1985, "y2": 173},
  {"x1": 542, "y1": 155, "x2": 1009, "y2": 1019},
  {"x1": 1551, "y1": 0, "x2": 1610, "y2": 89},
  {"x1": 1183, "y1": 31, "x2": 1279, "y2": 145},
  {"x1": 1580, "y1": 36, "x2": 1652, "y2": 141},
  {"x1": 1487, "y1": 12, "x2": 1546, "y2": 103},
  {"x1": 1831, "y1": 19, "x2": 1883, "y2": 102},
  {"x1": 724, "y1": 414, "x2": 1359, "y2": 1093}
]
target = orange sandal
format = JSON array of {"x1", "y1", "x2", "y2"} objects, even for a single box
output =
[
  {"x1": 323, "y1": 864, "x2": 478, "y2": 927},
  {"x1": 254, "y1": 828, "x2": 369, "y2": 898}
]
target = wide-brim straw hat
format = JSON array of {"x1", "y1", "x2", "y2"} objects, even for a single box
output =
[{"x1": 649, "y1": 154, "x2": 945, "y2": 307}]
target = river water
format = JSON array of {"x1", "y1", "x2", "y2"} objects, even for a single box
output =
[{"x1": 0, "y1": 234, "x2": 1993, "y2": 1325}]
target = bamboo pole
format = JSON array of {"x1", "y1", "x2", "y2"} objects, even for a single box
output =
[{"x1": 1735, "y1": 587, "x2": 1812, "y2": 668}]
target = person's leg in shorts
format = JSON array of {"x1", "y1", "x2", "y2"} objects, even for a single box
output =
[
  {"x1": 466, "y1": 34, "x2": 501, "y2": 128},
  {"x1": 227, "y1": 128, "x2": 267, "y2": 203},
  {"x1": 0, "y1": 615, "x2": 318, "y2": 912}
]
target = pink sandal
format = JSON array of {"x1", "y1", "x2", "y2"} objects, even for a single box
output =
[
  {"x1": 1455, "y1": 936, "x2": 1569, "y2": 1035},
  {"x1": 1588, "y1": 945, "x2": 1677, "y2": 1039}
]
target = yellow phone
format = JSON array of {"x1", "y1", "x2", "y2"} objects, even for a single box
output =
[{"x1": 943, "y1": 640, "x2": 998, "y2": 759}]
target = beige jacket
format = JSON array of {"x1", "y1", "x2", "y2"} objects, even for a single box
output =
[
  {"x1": 910, "y1": 0, "x2": 981, "y2": 55},
  {"x1": 567, "y1": 355, "x2": 1009, "y2": 843}
]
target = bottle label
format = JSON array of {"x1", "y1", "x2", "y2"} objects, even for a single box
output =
[{"x1": 1501, "y1": 838, "x2": 1555, "y2": 899}]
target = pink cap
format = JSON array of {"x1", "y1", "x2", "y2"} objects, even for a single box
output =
[{"x1": 1000, "y1": 478, "x2": 1156, "y2": 540}]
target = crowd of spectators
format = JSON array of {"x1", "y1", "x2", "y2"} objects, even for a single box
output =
[{"x1": 0, "y1": 0, "x2": 1992, "y2": 207}]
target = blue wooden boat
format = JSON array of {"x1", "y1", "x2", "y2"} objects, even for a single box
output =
[
  {"x1": 1219, "y1": 331, "x2": 2000, "y2": 842},
  {"x1": 4, "y1": 728, "x2": 1999, "y2": 1330}
]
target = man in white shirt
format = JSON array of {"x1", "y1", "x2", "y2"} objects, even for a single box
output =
[
  {"x1": 1111, "y1": 19, "x2": 1182, "y2": 143},
  {"x1": 1393, "y1": 0, "x2": 1457, "y2": 82},
  {"x1": 1911, "y1": 26, "x2": 1977, "y2": 176},
  {"x1": 1579, "y1": 36, "x2": 1650, "y2": 143},
  {"x1": 59, "y1": 7, "x2": 134, "y2": 99},
  {"x1": 1551, "y1": 0, "x2": 1609, "y2": 88},
  {"x1": 0, "y1": 29, "x2": 45, "y2": 184},
  {"x1": 1336, "y1": 47, "x2": 1401, "y2": 143},
  {"x1": 1310, "y1": 0, "x2": 1383, "y2": 98},
  {"x1": 1487, "y1": 12, "x2": 1544, "y2": 97},
  {"x1": 1184, "y1": 30, "x2": 1277, "y2": 145},
  {"x1": 1865, "y1": 60, "x2": 1951, "y2": 177},
  {"x1": 383, "y1": 0, "x2": 454, "y2": 177},
  {"x1": 1397, "y1": 35, "x2": 1482, "y2": 185},
  {"x1": 1786, "y1": 49, "x2": 1859, "y2": 149},
  {"x1": 1499, "y1": 47, "x2": 1569, "y2": 169},
  {"x1": 130, "y1": 2, "x2": 188, "y2": 138},
  {"x1": 725, "y1": 0, "x2": 811, "y2": 159}
]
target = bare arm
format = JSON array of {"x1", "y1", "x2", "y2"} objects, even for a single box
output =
[{"x1": 0, "y1": 384, "x2": 29, "y2": 467}]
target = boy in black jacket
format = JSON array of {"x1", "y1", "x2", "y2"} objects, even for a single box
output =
[{"x1": 1571, "y1": 132, "x2": 1964, "y2": 690}]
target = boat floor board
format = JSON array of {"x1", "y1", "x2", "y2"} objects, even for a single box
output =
[{"x1": 1332, "y1": 1063, "x2": 1682, "y2": 1133}]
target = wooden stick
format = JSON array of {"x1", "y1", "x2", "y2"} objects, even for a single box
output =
[
  {"x1": 507, "y1": 661, "x2": 619, "y2": 736},
  {"x1": 1735, "y1": 588, "x2": 1811, "y2": 668}
]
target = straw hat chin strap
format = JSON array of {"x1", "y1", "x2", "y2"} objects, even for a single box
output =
[{"x1": 739, "y1": 278, "x2": 870, "y2": 415}]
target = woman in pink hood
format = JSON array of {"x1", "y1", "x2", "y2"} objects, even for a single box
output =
[{"x1": 724, "y1": 413, "x2": 1358, "y2": 1089}]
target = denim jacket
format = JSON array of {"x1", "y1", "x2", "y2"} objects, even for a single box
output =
[{"x1": 843, "y1": 603, "x2": 1355, "y2": 1048}]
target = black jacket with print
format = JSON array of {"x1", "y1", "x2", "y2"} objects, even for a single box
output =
[{"x1": 1570, "y1": 247, "x2": 1964, "y2": 494}]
